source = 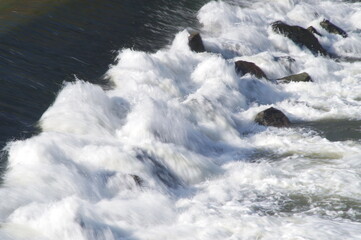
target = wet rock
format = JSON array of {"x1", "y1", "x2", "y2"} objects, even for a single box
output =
[
  {"x1": 188, "y1": 32, "x2": 206, "y2": 53},
  {"x1": 277, "y1": 72, "x2": 313, "y2": 83},
  {"x1": 255, "y1": 107, "x2": 291, "y2": 127},
  {"x1": 271, "y1": 21, "x2": 329, "y2": 56},
  {"x1": 235, "y1": 60, "x2": 268, "y2": 79},
  {"x1": 307, "y1": 26, "x2": 323, "y2": 36},
  {"x1": 320, "y1": 19, "x2": 348, "y2": 38}
]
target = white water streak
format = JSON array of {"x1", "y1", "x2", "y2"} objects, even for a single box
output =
[{"x1": 1, "y1": 0, "x2": 361, "y2": 239}]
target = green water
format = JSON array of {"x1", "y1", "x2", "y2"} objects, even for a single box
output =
[
  {"x1": 0, "y1": 0, "x2": 71, "y2": 33},
  {"x1": 297, "y1": 120, "x2": 361, "y2": 142}
]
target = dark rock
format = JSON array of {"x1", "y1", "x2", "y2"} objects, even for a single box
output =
[
  {"x1": 320, "y1": 19, "x2": 348, "y2": 38},
  {"x1": 271, "y1": 21, "x2": 329, "y2": 56},
  {"x1": 255, "y1": 107, "x2": 291, "y2": 127},
  {"x1": 188, "y1": 32, "x2": 206, "y2": 53},
  {"x1": 235, "y1": 60, "x2": 268, "y2": 79},
  {"x1": 277, "y1": 72, "x2": 313, "y2": 83},
  {"x1": 307, "y1": 26, "x2": 323, "y2": 36}
]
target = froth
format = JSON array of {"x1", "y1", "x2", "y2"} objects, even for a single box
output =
[{"x1": 2, "y1": 0, "x2": 361, "y2": 239}]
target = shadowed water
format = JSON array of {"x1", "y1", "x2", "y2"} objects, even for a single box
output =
[
  {"x1": 297, "y1": 120, "x2": 361, "y2": 142},
  {"x1": 0, "y1": 0, "x2": 210, "y2": 150}
]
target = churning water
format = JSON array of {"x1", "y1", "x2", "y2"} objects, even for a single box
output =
[{"x1": 1, "y1": 0, "x2": 361, "y2": 239}]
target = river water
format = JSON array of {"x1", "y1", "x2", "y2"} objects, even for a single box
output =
[
  {"x1": 0, "y1": 0, "x2": 208, "y2": 149},
  {"x1": 1, "y1": 0, "x2": 361, "y2": 239}
]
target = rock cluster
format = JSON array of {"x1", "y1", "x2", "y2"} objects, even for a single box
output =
[
  {"x1": 271, "y1": 21, "x2": 329, "y2": 56},
  {"x1": 187, "y1": 18, "x2": 349, "y2": 128}
]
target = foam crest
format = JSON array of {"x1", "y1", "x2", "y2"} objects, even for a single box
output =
[
  {"x1": 40, "y1": 81, "x2": 127, "y2": 137},
  {"x1": 2, "y1": 0, "x2": 361, "y2": 239}
]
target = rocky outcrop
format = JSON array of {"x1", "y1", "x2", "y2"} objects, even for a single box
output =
[
  {"x1": 307, "y1": 26, "x2": 322, "y2": 37},
  {"x1": 188, "y1": 32, "x2": 206, "y2": 53},
  {"x1": 255, "y1": 107, "x2": 291, "y2": 127},
  {"x1": 235, "y1": 60, "x2": 268, "y2": 79},
  {"x1": 320, "y1": 19, "x2": 347, "y2": 38},
  {"x1": 277, "y1": 72, "x2": 313, "y2": 83},
  {"x1": 271, "y1": 21, "x2": 329, "y2": 56}
]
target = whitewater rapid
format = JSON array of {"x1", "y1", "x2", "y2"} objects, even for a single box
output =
[{"x1": 1, "y1": 0, "x2": 361, "y2": 239}]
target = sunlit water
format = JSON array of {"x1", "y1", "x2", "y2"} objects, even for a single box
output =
[{"x1": 1, "y1": 0, "x2": 361, "y2": 239}]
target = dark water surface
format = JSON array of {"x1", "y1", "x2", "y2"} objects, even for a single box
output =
[
  {"x1": 297, "y1": 120, "x2": 361, "y2": 142},
  {"x1": 0, "y1": 0, "x2": 210, "y2": 149}
]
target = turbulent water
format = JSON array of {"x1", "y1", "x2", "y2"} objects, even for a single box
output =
[
  {"x1": 0, "y1": 0, "x2": 207, "y2": 149},
  {"x1": 2, "y1": 0, "x2": 361, "y2": 239}
]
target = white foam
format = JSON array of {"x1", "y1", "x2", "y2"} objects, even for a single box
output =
[{"x1": 2, "y1": 0, "x2": 361, "y2": 239}]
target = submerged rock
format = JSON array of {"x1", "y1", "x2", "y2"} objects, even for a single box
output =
[
  {"x1": 130, "y1": 174, "x2": 144, "y2": 187},
  {"x1": 307, "y1": 26, "x2": 323, "y2": 37},
  {"x1": 136, "y1": 150, "x2": 181, "y2": 188},
  {"x1": 255, "y1": 107, "x2": 291, "y2": 127},
  {"x1": 320, "y1": 19, "x2": 348, "y2": 38},
  {"x1": 274, "y1": 56, "x2": 296, "y2": 72},
  {"x1": 188, "y1": 32, "x2": 206, "y2": 53},
  {"x1": 271, "y1": 21, "x2": 329, "y2": 56},
  {"x1": 235, "y1": 60, "x2": 268, "y2": 79},
  {"x1": 277, "y1": 72, "x2": 313, "y2": 83},
  {"x1": 274, "y1": 56, "x2": 296, "y2": 63}
]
